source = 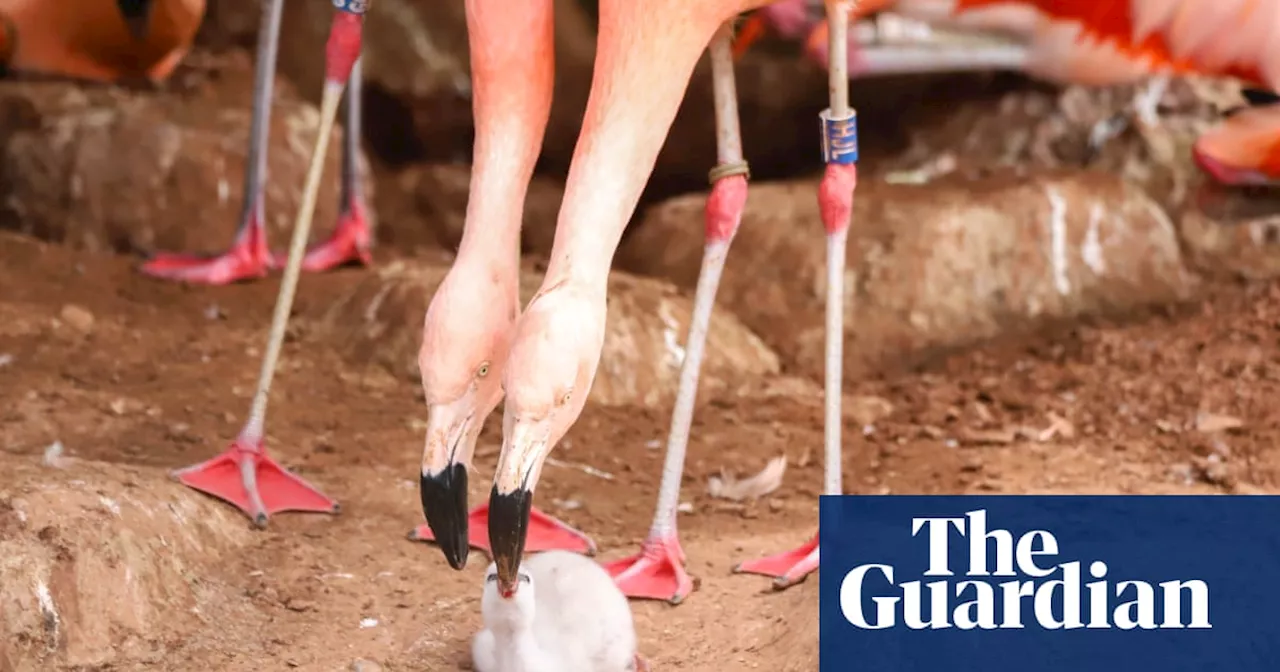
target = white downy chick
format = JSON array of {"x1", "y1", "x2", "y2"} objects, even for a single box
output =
[{"x1": 472, "y1": 550, "x2": 644, "y2": 672}]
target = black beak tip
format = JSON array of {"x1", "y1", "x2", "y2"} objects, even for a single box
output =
[
  {"x1": 419, "y1": 464, "x2": 470, "y2": 570},
  {"x1": 488, "y1": 486, "x2": 534, "y2": 585}
]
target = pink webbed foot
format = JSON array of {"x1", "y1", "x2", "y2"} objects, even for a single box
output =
[
  {"x1": 139, "y1": 214, "x2": 273, "y2": 285},
  {"x1": 410, "y1": 501, "x2": 597, "y2": 556},
  {"x1": 172, "y1": 437, "x2": 339, "y2": 527},
  {"x1": 604, "y1": 535, "x2": 698, "y2": 604},
  {"x1": 273, "y1": 202, "x2": 372, "y2": 273},
  {"x1": 733, "y1": 532, "x2": 818, "y2": 589}
]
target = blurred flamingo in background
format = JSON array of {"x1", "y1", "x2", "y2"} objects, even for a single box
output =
[
  {"x1": 737, "y1": 0, "x2": 1280, "y2": 186},
  {"x1": 138, "y1": 0, "x2": 372, "y2": 285},
  {"x1": 0, "y1": 0, "x2": 203, "y2": 82}
]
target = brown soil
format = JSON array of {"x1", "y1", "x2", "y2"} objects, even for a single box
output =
[{"x1": 5, "y1": 190, "x2": 1280, "y2": 670}]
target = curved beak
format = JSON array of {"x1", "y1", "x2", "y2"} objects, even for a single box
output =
[
  {"x1": 489, "y1": 415, "x2": 553, "y2": 595},
  {"x1": 116, "y1": 0, "x2": 153, "y2": 40},
  {"x1": 419, "y1": 399, "x2": 476, "y2": 570}
]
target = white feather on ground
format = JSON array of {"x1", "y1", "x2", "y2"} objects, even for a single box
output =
[{"x1": 472, "y1": 550, "x2": 644, "y2": 672}]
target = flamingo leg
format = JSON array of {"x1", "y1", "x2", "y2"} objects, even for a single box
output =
[
  {"x1": 283, "y1": 56, "x2": 374, "y2": 273},
  {"x1": 172, "y1": 8, "x2": 366, "y2": 525},
  {"x1": 138, "y1": 0, "x2": 281, "y2": 285},
  {"x1": 140, "y1": 0, "x2": 371, "y2": 285},
  {"x1": 604, "y1": 19, "x2": 748, "y2": 605},
  {"x1": 733, "y1": 0, "x2": 856, "y2": 590}
]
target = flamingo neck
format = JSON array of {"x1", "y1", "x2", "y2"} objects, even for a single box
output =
[{"x1": 542, "y1": 7, "x2": 725, "y2": 286}]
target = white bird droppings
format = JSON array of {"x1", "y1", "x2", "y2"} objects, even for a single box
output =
[
  {"x1": 35, "y1": 579, "x2": 60, "y2": 641},
  {"x1": 1044, "y1": 186, "x2": 1072, "y2": 295},
  {"x1": 359, "y1": 618, "x2": 379, "y2": 629},
  {"x1": 1082, "y1": 202, "x2": 1107, "y2": 275}
]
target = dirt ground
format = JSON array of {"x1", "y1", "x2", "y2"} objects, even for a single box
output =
[{"x1": 4, "y1": 190, "x2": 1280, "y2": 671}]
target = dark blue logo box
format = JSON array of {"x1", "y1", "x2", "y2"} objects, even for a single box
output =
[{"x1": 818, "y1": 495, "x2": 1280, "y2": 671}]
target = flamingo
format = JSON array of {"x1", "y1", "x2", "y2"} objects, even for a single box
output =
[
  {"x1": 0, "y1": 0, "x2": 203, "y2": 82},
  {"x1": 136, "y1": 0, "x2": 372, "y2": 286},
  {"x1": 414, "y1": 0, "x2": 859, "y2": 602},
  {"x1": 413, "y1": 0, "x2": 596, "y2": 566},
  {"x1": 740, "y1": 0, "x2": 1280, "y2": 185},
  {"x1": 167, "y1": 0, "x2": 367, "y2": 526}
]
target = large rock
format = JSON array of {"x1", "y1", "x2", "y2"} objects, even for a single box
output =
[
  {"x1": 619, "y1": 171, "x2": 1196, "y2": 381},
  {"x1": 0, "y1": 454, "x2": 252, "y2": 669},
  {"x1": 399, "y1": 163, "x2": 564, "y2": 257},
  {"x1": 316, "y1": 257, "x2": 780, "y2": 407},
  {"x1": 0, "y1": 61, "x2": 376, "y2": 257},
  {"x1": 879, "y1": 76, "x2": 1241, "y2": 216}
]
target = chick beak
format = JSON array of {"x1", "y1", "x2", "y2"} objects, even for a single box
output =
[{"x1": 419, "y1": 401, "x2": 474, "y2": 570}]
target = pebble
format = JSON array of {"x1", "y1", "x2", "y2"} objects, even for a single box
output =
[
  {"x1": 350, "y1": 660, "x2": 383, "y2": 672},
  {"x1": 59, "y1": 304, "x2": 95, "y2": 333}
]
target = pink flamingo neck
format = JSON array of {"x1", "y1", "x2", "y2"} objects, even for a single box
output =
[
  {"x1": 454, "y1": 0, "x2": 556, "y2": 281},
  {"x1": 542, "y1": 3, "x2": 733, "y2": 286}
]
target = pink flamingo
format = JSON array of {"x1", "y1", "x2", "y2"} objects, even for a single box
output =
[
  {"x1": 420, "y1": 0, "x2": 861, "y2": 602},
  {"x1": 137, "y1": 0, "x2": 372, "y2": 286},
  {"x1": 742, "y1": 0, "x2": 1280, "y2": 186},
  {"x1": 412, "y1": 0, "x2": 597, "y2": 566},
  {"x1": 168, "y1": 0, "x2": 367, "y2": 525}
]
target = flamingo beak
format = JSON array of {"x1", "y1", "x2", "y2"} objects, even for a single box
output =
[
  {"x1": 419, "y1": 400, "x2": 475, "y2": 570},
  {"x1": 116, "y1": 0, "x2": 153, "y2": 40},
  {"x1": 489, "y1": 416, "x2": 551, "y2": 594}
]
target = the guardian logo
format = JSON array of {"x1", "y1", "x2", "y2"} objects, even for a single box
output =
[{"x1": 840, "y1": 509, "x2": 1212, "y2": 631}]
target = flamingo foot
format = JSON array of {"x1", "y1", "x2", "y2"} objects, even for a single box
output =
[
  {"x1": 274, "y1": 203, "x2": 372, "y2": 273},
  {"x1": 409, "y1": 501, "x2": 597, "y2": 556},
  {"x1": 139, "y1": 214, "x2": 273, "y2": 285},
  {"x1": 604, "y1": 534, "x2": 698, "y2": 604},
  {"x1": 172, "y1": 437, "x2": 339, "y2": 527},
  {"x1": 733, "y1": 532, "x2": 818, "y2": 590}
]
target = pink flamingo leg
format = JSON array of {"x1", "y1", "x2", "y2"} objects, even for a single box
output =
[
  {"x1": 172, "y1": 9, "x2": 365, "y2": 524},
  {"x1": 277, "y1": 57, "x2": 373, "y2": 273},
  {"x1": 409, "y1": 501, "x2": 596, "y2": 556},
  {"x1": 140, "y1": 0, "x2": 370, "y2": 285},
  {"x1": 734, "y1": 0, "x2": 856, "y2": 590},
  {"x1": 138, "y1": 0, "x2": 283, "y2": 285},
  {"x1": 605, "y1": 20, "x2": 748, "y2": 604}
]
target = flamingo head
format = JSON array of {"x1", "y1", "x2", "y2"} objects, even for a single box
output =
[
  {"x1": 418, "y1": 268, "x2": 518, "y2": 570},
  {"x1": 488, "y1": 285, "x2": 602, "y2": 594}
]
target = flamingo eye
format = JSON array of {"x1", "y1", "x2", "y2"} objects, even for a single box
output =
[{"x1": 477, "y1": 362, "x2": 491, "y2": 377}]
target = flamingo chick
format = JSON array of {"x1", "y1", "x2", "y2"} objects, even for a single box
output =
[
  {"x1": 412, "y1": 0, "x2": 595, "y2": 567},
  {"x1": 473, "y1": 551, "x2": 647, "y2": 672},
  {"x1": 461, "y1": 0, "x2": 859, "y2": 602},
  {"x1": 138, "y1": 0, "x2": 372, "y2": 285}
]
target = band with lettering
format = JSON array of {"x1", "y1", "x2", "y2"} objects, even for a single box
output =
[
  {"x1": 332, "y1": 0, "x2": 368, "y2": 15},
  {"x1": 819, "y1": 108, "x2": 858, "y2": 165}
]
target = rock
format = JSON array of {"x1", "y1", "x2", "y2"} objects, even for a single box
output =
[
  {"x1": 1177, "y1": 187, "x2": 1280, "y2": 280},
  {"x1": 620, "y1": 171, "x2": 1195, "y2": 381},
  {"x1": 316, "y1": 258, "x2": 780, "y2": 407},
  {"x1": 0, "y1": 454, "x2": 252, "y2": 669},
  {"x1": 0, "y1": 62, "x2": 376, "y2": 257},
  {"x1": 403, "y1": 163, "x2": 563, "y2": 257},
  {"x1": 58, "y1": 305, "x2": 95, "y2": 333},
  {"x1": 879, "y1": 76, "x2": 1237, "y2": 216}
]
